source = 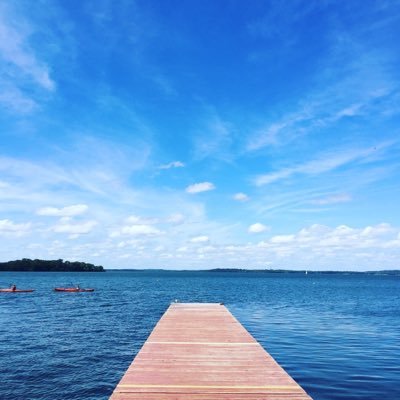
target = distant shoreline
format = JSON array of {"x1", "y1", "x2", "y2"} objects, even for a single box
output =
[
  {"x1": 105, "y1": 268, "x2": 400, "y2": 275},
  {"x1": 1, "y1": 259, "x2": 399, "y2": 275}
]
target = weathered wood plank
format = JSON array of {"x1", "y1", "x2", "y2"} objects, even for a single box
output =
[{"x1": 110, "y1": 303, "x2": 312, "y2": 400}]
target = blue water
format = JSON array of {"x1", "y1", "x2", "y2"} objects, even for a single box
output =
[{"x1": 1, "y1": 271, "x2": 399, "y2": 399}]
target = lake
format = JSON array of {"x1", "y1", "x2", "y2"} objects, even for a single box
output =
[{"x1": 0, "y1": 270, "x2": 399, "y2": 399}]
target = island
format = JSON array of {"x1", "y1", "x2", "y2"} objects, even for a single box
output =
[{"x1": 0, "y1": 258, "x2": 105, "y2": 272}]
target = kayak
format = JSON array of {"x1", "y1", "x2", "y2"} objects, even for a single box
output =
[
  {"x1": 54, "y1": 288, "x2": 94, "y2": 292},
  {"x1": 0, "y1": 289, "x2": 34, "y2": 293}
]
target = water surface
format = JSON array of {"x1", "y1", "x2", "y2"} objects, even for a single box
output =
[{"x1": 1, "y1": 271, "x2": 399, "y2": 399}]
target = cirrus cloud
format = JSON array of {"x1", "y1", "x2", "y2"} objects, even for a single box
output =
[
  {"x1": 254, "y1": 143, "x2": 391, "y2": 186},
  {"x1": 311, "y1": 193, "x2": 352, "y2": 205},
  {"x1": 0, "y1": 2, "x2": 55, "y2": 114}
]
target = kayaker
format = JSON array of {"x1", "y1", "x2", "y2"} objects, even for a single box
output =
[{"x1": 11, "y1": 284, "x2": 16, "y2": 291}]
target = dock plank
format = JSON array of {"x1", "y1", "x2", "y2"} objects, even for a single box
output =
[{"x1": 110, "y1": 303, "x2": 312, "y2": 400}]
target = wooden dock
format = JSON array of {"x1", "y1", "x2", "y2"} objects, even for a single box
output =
[{"x1": 110, "y1": 303, "x2": 312, "y2": 399}]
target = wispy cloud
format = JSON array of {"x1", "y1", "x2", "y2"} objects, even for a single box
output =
[
  {"x1": 0, "y1": 83, "x2": 38, "y2": 113},
  {"x1": 186, "y1": 182, "x2": 215, "y2": 194},
  {"x1": 158, "y1": 161, "x2": 185, "y2": 170},
  {"x1": 0, "y1": 10, "x2": 55, "y2": 90},
  {"x1": 126, "y1": 215, "x2": 159, "y2": 225},
  {"x1": 190, "y1": 235, "x2": 209, "y2": 243},
  {"x1": 0, "y1": 2, "x2": 55, "y2": 113},
  {"x1": 166, "y1": 213, "x2": 185, "y2": 225},
  {"x1": 246, "y1": 21, "x2": 400, "y2": 152},
  {"x1": 0, "y1": 135, "x2": 152, "y2": 201},
  {"x1": 248, "y1": 0, "x2": 320, "y2": 42},
  {"x1": 37, "y1": 204, "x2": 88, "y2": 217},
  {"x1": 311, "y1": 193, "x2": 352, "y2": 205},
  {"x1": 233, "y1": 193, "x2": 249, "y2": 202},
  {"x1": 254, "y1": 144, "x2": 391, "y2": 186},
  {"x1": 117, "y1": 224, "x2": 163, "y2": 237},
  {"x1": 193, "y1": 110, "x2": 233, "y2": 161},
  {"x1": 246, "y1": 86, "x2": 395, "y2": 152}
]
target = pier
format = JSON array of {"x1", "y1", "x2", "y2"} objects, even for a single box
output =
[{"x1": 110, "y1": 303, "x2": 312, "y2": 399}]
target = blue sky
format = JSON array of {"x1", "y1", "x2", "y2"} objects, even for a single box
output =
[{"x1": 1, "y1": 0, "x2": 400, "y2": 270}]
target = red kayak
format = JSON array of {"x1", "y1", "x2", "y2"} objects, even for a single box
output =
[
  {"x1": 54, "y1": 288, "x2": 94, "y2": 292},
  {"x1": 0, "y1": 289, "x2": 34, "y2": 293}
]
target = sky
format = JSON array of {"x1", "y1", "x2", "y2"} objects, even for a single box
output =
[{"x1": 0, "y1": 0, "x2": 400, "y2": 270}]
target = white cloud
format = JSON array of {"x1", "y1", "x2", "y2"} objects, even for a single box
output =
[
  {"x1": 159, "y1": 161, "x2": 185, "y2": 169},
  {"x1": 37, "y1": 204, "x2": 88, "y2": 217},
  {"x1": 361, "y1": 223, "x2": 393, "y2": 237},
  {"x1": 53, "y1": 220, "x2": 97, "y2": 235},
  {"x1": 120, "y1": 224, "x2": 162, "y2": 236},
  {"x1": 197, "y1": 245, "x2": 215, "y2": 254},
  {"x1": 264, "y1": 223, "x2": 397, "y2": 250},
  {"x1": 233, "y1": 192, "x2": 249, "y2": 202},
  {"x1": 126, "y1": 215, "x2": 159, "y2": 225},
  {"x1": 248, "y1": 223, "x2": 269, "y2": 233},
  {"x1": 166, "y1": 213, "x2": 185, "y2": 224},
  {"x1": 186, "y1": 182, "x2": 215, "y2": 194},
  {"x1": 190, "y1": 235, "x2": 209, "y2": 243},
  {"x1": 111, "y1": 215, "x2": 168, "y2": 237},
  {"x1": 245, "y1": 222, "x2": 400, "y2": 269},
  {"x1": 177, "y1": 246, "x2": 188, "y2": 252},
  {"x1": 126, "y1": 213, "x2": 185, "y2": 226},
  {"x1": 6, "y1": 219, "x2": 398, "y2": 270},
  {"x1": 0, "y1": 219, "x2": 31, "y2": 236},
  {"x1": 270, "y1": 234, "x2": 295, "y2": 243}
]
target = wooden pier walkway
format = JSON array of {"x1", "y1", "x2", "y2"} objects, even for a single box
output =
[{"x1": 110, "y1": 303, "x2": 312, "y2": 399}]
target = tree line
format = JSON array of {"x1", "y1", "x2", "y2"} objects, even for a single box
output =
[{"x1": 0, "y1": 258, "x2": 104, "y2": 272}]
